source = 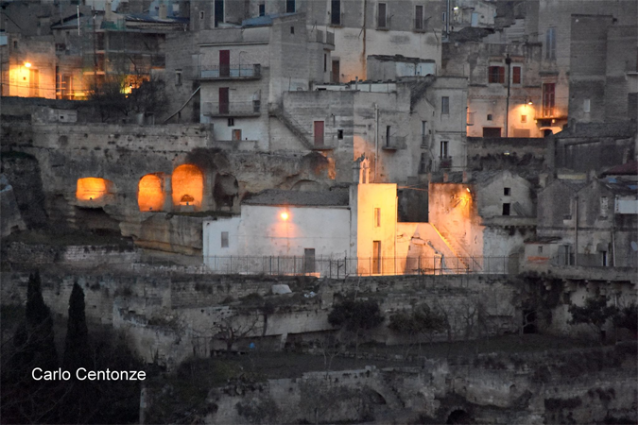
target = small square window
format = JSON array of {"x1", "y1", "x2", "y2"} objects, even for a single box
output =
[
  {"x1": 504, "y1": 187, "x2": 511, "y2": 196},
  {"x1": 520, "y1": 115, "x2": 527, "y2": 123},
  {"x1": 221, "y1": 231, "x2": 229, "y2": 248},
  {"x1": 228, "y1": 118, "x2": 235, "y2": 127},
  {"x1": 290, "y1": 26, "x2": 295, "y2": 34},
  {"x1": 338, "y1": 129, "x2": 343, "y2": 139},
  {"x1": 538, "y1": 246, "x2": 543, "y2": 254},
  {"x1": 487, "y1": 114, "x2": 493, "y2": 121}
]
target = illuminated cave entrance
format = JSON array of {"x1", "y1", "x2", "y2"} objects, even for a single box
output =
[
  {"x1": 76, "y1": 177, "x2": 112, "y2": 201},
  {"x1": 172, "y1": 164, "x2": 204, "y2": 210},
  {"x1": 138, "y1": 174, "x2": 166, "y2": 212}
]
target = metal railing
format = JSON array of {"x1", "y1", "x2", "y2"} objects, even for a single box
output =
[
  {"x1": 200, "y1": 64, "x2": 261, "y2": 79},
  {"x1": 551, "y1": 254, "x2": 637, "y2": 269},
  {"x1": 202, "y1": 255, "x2": 514, "y2": 277},
  {"x1": 203, "y1": 101, "x2": 261, "y2": 117}
]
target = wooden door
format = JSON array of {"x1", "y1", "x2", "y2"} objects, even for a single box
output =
[
  {"x1": 313, "y1": 121, "x2": 324, "y2": 146},
  {"x1": 219, "y1": 50, "x2": 230, "y2": 77},
  {"x1": 331, "y1": 60, "x2": 339, "y2": 83},
  {"x1": 219, "y1": 87, "x2": 229, "y2": 114},
  {"x1": 372, "y1": 241, "x2": 381, "y2": 274}
]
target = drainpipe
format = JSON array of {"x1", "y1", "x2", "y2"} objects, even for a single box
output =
[
  {"x1": 505, "y1": 54, "x2": 511, "y2": 138},
  {"x1": 574, "y1": 195, "x2": 578, "y2": 266}
]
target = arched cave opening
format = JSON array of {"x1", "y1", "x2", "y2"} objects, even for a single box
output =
[
  {"x1": 213, "y1": 174, "x2": 238, "y2": 209},
  {"x1": 76, "y1": 177, "x2": 113, "y2": 202},
  {"x1": 138, "y1": 173, "x2": 165, "y2": 212},
  {"x1": 172, "y1": 164, "x2": 203, "y2": 210},
  {"x1": 446, "y1": 409, "x2": 472, "y2": 424}
]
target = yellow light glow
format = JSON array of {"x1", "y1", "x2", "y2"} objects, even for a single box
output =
[
  {"x1": 466, "y1": 188, "x2": 471, "y2": 193},
  {"x1": 24, "y1": 62, "x2": 31, "y2": 68},
  {"x1": 172, "y1": 164, "x2": 204, "y2": 208},
  {"x1": 280, "y1": 212, "x2": 289, "y2": 220},
  {"x1": 138, "y1": 174, "x2": 165, "y2": 211},
  {"x1": 76, "y1": 177, "x2": 108, "y2": 201}
]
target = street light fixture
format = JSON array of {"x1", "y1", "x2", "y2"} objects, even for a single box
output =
[{"x1": 24, "y1": 62, "x2": 31, "y2": 68}]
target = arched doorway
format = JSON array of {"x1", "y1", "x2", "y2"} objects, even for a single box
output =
[
  {"x1": 138, "y1": 174, "x2": 165, "y2": 211},
  {"x1": 172, "y1": 164, "x2": 204, "y2": 209},
  {"x1": 446, "y1": 409, "x2": 472, "y2": 424},
  {"x1": 76, "y1": 177, "x2": 113, "y2": 202}
]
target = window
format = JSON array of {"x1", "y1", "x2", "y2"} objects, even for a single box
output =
[
  {"x1": 440, "y1": 140, "x2": 449, "y2": 158},
  {"x1": 545, "y1": 27, "x2": 556, "y2": 60},
  {"x1": 441, "y1": 96, "x2": 450, "y2": 114},
  {"x1": 512, "y1": 66, "x2": 521, "y2": 84},
  {"x1": 483, "y1": 127, "x2": 501, "y2": 137},
  {"x1": 259, "y1": 3, "x2": 265, "y2": 16},
  {"x1": 324, "y1": 54, "x2": 327, "y2": 72},
  {"x1": 502, "y1": 203, "x2": 511, "y2": 216},
  {"x1": 488, "y1": 66, "x2": 505, "y2": 84},
  {"x1": 504, "y1": 187, "x2": 511, "y2": 196},
  {"x1": 385, "y1": 125, "x2": 391, "y2": 147},
  {"x1": 583, "y1": 99, "x2": 590, "y2": 113},
  {"x1": 332, "y1": 60, "x2": 340, "y2": 83},
  {"x1": 421, "y1": 121, "x2": 427, "y2": 145},
  {"x1": 314, "y1": 121, "x2": 324, "y2": 146},
  {"x1": 199, "y1": 11, "x2": 204, "y2": 19},
  {"x1": 331, "y1": 0, "x2": 341, "y2": 25},
  {"x1": 337, "y1": 129, "x2": 343, "y2": 139},
  {"x1": 521, "y1": 115, "x2": 527, "y2": 123},
  {"x1": 542, "y1": 83, "x2": 555, "y2": 117},
  {"x1": 232, "y1": 129, "x2": 242, "y2": 141},
  {"x1": 228, "y1": 118, "x2": 235, "y2": 126},
  {"x1": 487, "y1": 114, "x2": 493, "y2": 121},
  {"x1": 415, "y1": 5, "x2": 424, "y2": 30},
  {"x1": 221, "y1": 231, "x2": 229, "y2": 248},
  {"x1": 600, "y1": 196, "x2": 608, "y2": 218},
  {"x1": 538, "y1": 246, "x2": 543, "y2": 254},
  {"x1": 290, "y1": 26, "x2": 295, "y2": 34},
  {"x1": 601, "y1": 251, "x2": 608, "y2": 267},
  {"x1": 374, "y1": 208, "x2": 381, "y2": 227},
  {"x1": 286, "y1": 0, "x2": 295, "y2": 13},
  {"x1": 378, "y1": 3, "x2": 387, "y2": 28},
  {"x1": 175, "y1": 70, "x2": 182, "y2": 86},
  {"x1": 13, "y1": 40, "x2": 17, "y2": 50}
]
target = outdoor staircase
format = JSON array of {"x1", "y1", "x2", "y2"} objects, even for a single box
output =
[
  {"x1": 430, "y1": 224, "x2": 481, "y2": 272},
  {"x1": 269, "y1": 105, "x2": 315, "y2": 150}
]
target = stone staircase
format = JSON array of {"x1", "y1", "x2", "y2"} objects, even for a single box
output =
[
  {"x1": 269, "y1": 105, "x2": 315, "y2": 150},
  {"x1": 431, "y1": 224, "x2": 482, "y2": 272}
]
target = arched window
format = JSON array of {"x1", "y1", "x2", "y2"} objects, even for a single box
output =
[
  {"x1": 138, "y1": 174, "x2": 165, "y2": 211},
  {"x1": 76, "y1": 178, "x2": 112, "y2": 201},
  {"x1": 172, "y1": 164, "x2": 204, "y2": 209}
]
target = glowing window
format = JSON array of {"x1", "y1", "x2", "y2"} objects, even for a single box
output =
[
  {"x1": 138, "y1": 174, "x2": 165, "y2": 211},
  {"x1": 76, "y1": 178, "x2": 110, "y2": 201},
  {"x1": 172, "y1": 164, "x2": 204, "y2": 209}
]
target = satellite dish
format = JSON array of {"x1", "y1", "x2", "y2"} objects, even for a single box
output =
[{"x1": 631, "y1": 241, "x2": 638, "y2": 252}]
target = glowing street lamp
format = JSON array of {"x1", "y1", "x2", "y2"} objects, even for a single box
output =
[
  {"x1": 280, "y1": 211, "x2": 289, "y2": 221},
  {"x1": 24, "y1": 62, "x2": 32, "y2": 68}
]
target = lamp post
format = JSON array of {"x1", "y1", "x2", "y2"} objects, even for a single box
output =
[{"x1": 238, "y1": 51, "x2": 247, "y2": 77}]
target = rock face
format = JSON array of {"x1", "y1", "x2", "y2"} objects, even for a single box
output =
[
  {"x1": 1, "y1": 122, "x2": 337, "y2": 254},
  {"x1": 199, "y1": 348, "x2": 637, "y2": 425},
  {"x1": 1, "y1": 153, "x2": 48, "y2": 229},
  {"x1": 0, "y1": 174, "x2": 27, "y2": 237}
]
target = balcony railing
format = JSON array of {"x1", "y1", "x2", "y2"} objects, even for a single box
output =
[
  {"x1": 439, "y1": 156, "x2": 452, "y2": 170},
  {"x1": 203, "y1": 101, "x2": 261, "y2": 117},
  {"x1": 414, "y1": 18, "x2": 427, "y2": 32},
  {"x1": 551, "y1": 254, "x2": 637, "y2": 269},
  {"x1": 330, "y1": 12, "x2": 344, "y2": 26},
  {"x1": 200, "y1": 64, "x2": 261, "y2": 80},
  {"x1": 381, "y1": 135, "x2": 407, "y2": 151}
]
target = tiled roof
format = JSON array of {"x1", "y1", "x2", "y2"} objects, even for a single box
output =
[{"x1": 601, "y1": 160, "x2": 638, "y2": 176}]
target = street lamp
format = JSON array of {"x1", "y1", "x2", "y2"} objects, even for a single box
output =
[{"x1": 24, "y1": 62, "x2": 32, "y2": 68}]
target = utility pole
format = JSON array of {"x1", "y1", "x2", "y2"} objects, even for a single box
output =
[{"x1": 505, "y1": 54, "x2": 511, "y2": 138}]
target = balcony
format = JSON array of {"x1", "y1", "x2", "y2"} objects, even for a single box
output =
[
  {"x1": 200, "y1": 64, "x2": 261, "y2": 81},
  {"x1": 381, "y1": 135, "x2": 406, "y2": 151},
  {"x1": 439, "y1": 156, "x2": 452, "y2": 170},
  {"x1": 203, "y1": 101, "x2": 261, "y2": 117}
]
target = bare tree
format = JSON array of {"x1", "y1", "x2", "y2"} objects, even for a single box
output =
[{"x1": 212, "y1": 312, "x2": 259, "y2": 353}]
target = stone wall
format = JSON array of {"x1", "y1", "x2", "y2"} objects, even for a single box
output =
[
  {"x1": 196, "y1": 345, "x2": 637, "y2": 424},
  {"x1": 467, "y1": 137, "x2": 547, "y2": 178}
]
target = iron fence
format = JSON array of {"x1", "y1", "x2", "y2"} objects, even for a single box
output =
[
  {"x1": 200, "y1": 64, "x2": 261, "y2": 79},
  {"x1": 551, "y1": 255, "x2": 637, "y2": 269},
  {"x1": 202, "y1": 255, "x2": 515, "y2": 277}
]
